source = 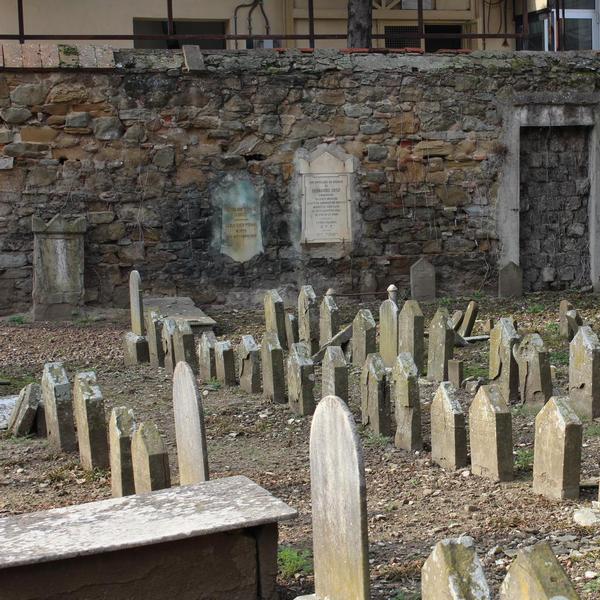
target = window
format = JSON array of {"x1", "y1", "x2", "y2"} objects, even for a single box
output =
[
  {"x1": 385, "y1": 25, "x2": 419, "y2": 48},
  {"x1": 424, "y1": 24, "x2": 462, "y2": 52},
  {"x1": 133, "y1": 19, "x2": 227, "y2": 50}
]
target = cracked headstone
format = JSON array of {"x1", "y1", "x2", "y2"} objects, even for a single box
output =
[
  {"x1": 322, "y1": 345, "x2": 349, "y2": 402},
  {"x1": 514, "y1": 333, "x2": 552, "y2": 408},
  {"x1": 262, "y1": 330, "x2": 285, "y2": 404},
  {"x1": 498, "y1": 261, "x2": 522, "y2": 298},
  {"x1": 427, "y1": 308, "x2": 454, "y2": 382},
  {"x1": 131, "y1": 421, "x2": 171, "y2": 494},
  {"x1": 42, "y1": 362, "x2": 77, "y2": 453},
  {"x1": 215, "y1": 340, "x2": 236, "y2": 387},
  {"x1": 391, "y1": 352, "x2": 422, "y2": 452},
  {"x1": 569, "y1": 325, "x2": 600, "y2": 420},
  {"x1": 264, "y1": 289, "x2": 286, "y2": 347},
  {"x1": 319, "y1": 288, "x2": 340, "y2": 347},
  {"x1": 109, "y1": 406, "x2": 136, "y2": 498},
  {"x1": 360, "y1": 353, "x2": 391, "y2": 437},
  {"x1": 8, "y1": 383, "x2": 41, "y2": 437},
  {"x1": 379, "y1": 285, "x2": 399, "y2": 368},
  {"x1": 238, "y1": 335, "x2": 261, "y2": 394},
  {"x1": 287, "y1": 342, "x2": 315, "y2": 416},
  {"x1": 298, "y1": 285, "x2": 319, "y2": 355},
  {"x1": 352, "y1": 309, "x2": 377, "y2": 367},
  {"x1": 489, "y1": 318, "x2": 520, "y2": 404},
  {"x1": 458, "y1": 300, "x2": 479, "y2": 338},
  {"x1": 398, "y1": 299, "x2": 425, "y2": 374},
  {"x1": 410, "y1": 258, "x2": 436, "y2": 302},
  {"x1": 198, "y1": 330, "x2": 218, "y2": 382},
  {"x1": 430, "y1": 382, "x2": 467, "y2": 470}
]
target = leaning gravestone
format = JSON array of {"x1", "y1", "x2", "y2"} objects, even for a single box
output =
[
  {"x1": 568, "y1": 325, "x2": 600, "y2": 420},
  {"x1": 264, "y1": 290, "x2": 287, "y2": 347},
  {"x1": 398, "y1": 299, "x2": 425, "y2": 374},
  {"x1": 322, "y1": 346, "x2": 348, "y2": 402},
  {"x1": 298, "y1": 285, "x2": 319, "y2": 355},
  {"x1": 427, "y1": 308, "x2": 454, "y2": 382},
  {"x1": 489, "y1": 318, "x2": 520, "y2": 405},
  {"x1": 109, "y1": 406, "x2": 136, "y2": 498},
  {"x1": 450, "y1": 310, "x2": 464, "y2": 331},
  {"x1": 391, "y1": 352, "x2": 422, "y2": 452},
  {"x1": 352, "y1": 309, "x2": 377, "y2": 366},
  {"x1": 8, "y1": 383, "x2": 41, "y2": 437},
  {"x1": 360, "y1": 353, "x2": 390, "y2": 437},
  {"x1": 430, "y1": 382, "x2": 467, "y2": 470},
  {"x1": 533, "y1": 396, "x2": 582, "y2": 500},
  {"x1": 173, "y1": 362, "x2": 209, "y2": 485},
  {"x1": 410, "y1": 258, "x2": 436, "y2": 302},
  {"x1": 319, "y1": 289, "x2": 340, "y2": 347},
  {"x1": 42, "y1": 362, "x2": 77, "y2": 453},
  {"x1": 379, "y1": 286, "x2": 399, "y2": 368},
  {"x1": 238, "y1": 335, "x2": 261, "y2": 394},
  {"x1": 287, "y1": 342, "x2": 316, "y2": 416},
  {"x1": 262, "y1": 330, "x2": 286, "y2": 404},
  {"x1": 131, "y1": 421, "x2": 171, "y2": 494},
  {"x1": 514, "y1": 333, "x2": 552, "y2": 408},
  {"x1": 458, "y1": 300, "x2": 479, "y2": 337},
  {"x1": 498, "y1": 261, "x2": 523, "y2": 298},
  {"x1": 198, "y1": 330, "x2": 218, "y2": 381},
  {"x1": 215, "y1": 340, "x2": 236, "y2": 387}
]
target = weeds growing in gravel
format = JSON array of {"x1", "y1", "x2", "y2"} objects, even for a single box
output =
[
  {"x1": 277, "y1": 547, "x2": 313, "y2": 578},
  {"x1": 361, "y1": 430, "x2": 392, "y2": 448},
  {"x1": 550, "y1": 349, "x2": 569, "y2": 366},
  {"x1": 514, "y1": 448, "x2": 534, "y2": 471},
  {"x1": 527, "y1": 303, "x2": 545, "y2": 314},
  {"x1": 7, "y1": 315, "x2": 25, "y2": 325},
  {"x1": 585, "y1": 423, "x2": 600, "y2": 438}
]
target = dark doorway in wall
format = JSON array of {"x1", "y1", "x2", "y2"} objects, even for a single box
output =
[
  {"x1": 519, "y1": 126, "x2": 591, "y2": 291},
  {"x1": 133, "y1": 19, "x2": 226, "y2": 49},
  {"x1": 425, "y1": 24, "x2": 462, "y2": 52}
]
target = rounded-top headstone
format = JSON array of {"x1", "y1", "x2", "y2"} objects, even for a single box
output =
[{"x1": 387, "y1": 284, "x2": 398, "y2": 302}]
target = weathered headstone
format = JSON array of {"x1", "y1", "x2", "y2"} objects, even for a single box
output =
[
  {"x1": 469, "y1": 385, "x2": 513, "y2": 482},
  {"x1": 352, "y1": 309, "x2": 377, "y2": 366},
  {"x1": 319, "y1": 289, "x2": 340, "y2": 347},
  {"x1": 215, "y1": 340, "x2": 236, "y2": 386},
  {"x1": 398, "y1": 300, "x2": 425, "y2": 374},
  {"x1": 379, "y1": 286, "x2": 399, "y2": 368},
  {"x1": 145, "y1": 310, "x2": 165, "y2": 368},
  {"x1": 298, "y1": 285, "x2": 319, "y2": 354},
  {"x1": 109, "y1": 406, "x2": 136, "y2": 497},
  {"x1": 514, "y1": 333, "x2": 552, "y2": 407},
  {"x1": 198, "y1": 330, "x2": 218, "y2": 381},
  {"x1": 8, "y1": 383, "x2": 41, "y2": 437},
  {"x1": 131, "y1": 421, "x2": 171, "y2": 494},
  {"x1": 565, "y1": 308, "x2": 583, "y2": 342},
  {"x1": 238, "y1": 335, "x2": 261, "y2": 394},
  {"x1": 285, "y1": 313, "x2": 299, "y2": 351},
  {"x1": 448, "y1": 359, "x2": 463, "y2": 389},
  {"x1": 533, "y1": 396, "x2": 582, "y2": 500},
  {"x1": 173, "y1": 361, "x2": 209, "y2": 485},
  {"x1": 161, "y1": 318, "x2": 177, "y2": 374},
  {"x1": 450, "y1": 310, "x2": 464, "y2": 331},
  {"x1": 498, "y1": 261, "x2": 523, "y2": 298},
  {"x1": 410, "y1": 258, "x2": 436, "y2": 302},
  {"x1": 264, "y1": 289, "x2": 286, "y2": 347},
  {"x1": 173, "y1": 320, "x2": 197, "y2": 373},
  {"x1": 73, "y1": 371, "x2": 109, "y2": 471},
  {"x1": 421, "y1": 536, "x2": 490, "y2": 600},
  {"x1": 430, "y1": 382, "x2": 467, "y2": 470},
  {"x1": 128, "y1": 270, "x2": 145, "y2": 337},
  {"x1": 123, "y1": 331, "x2": 150, "y2": 366},
  {"x1": 0, "y1": 396, "x2": 18, "y2": 431},
  {"x1": 489, "y1": 318, "x2": 520, "y2": 404},
  {"x1": 391, "y1": 352, "x2": 422, "y2": 452},
  {"x1": 322, "y1": 346, "x2": 348, "y2": 401},
  {"x1": 262, "y1": 330, "x2": 286, "y2": 404},
  {"x1": 458, "y1": 300, "x2": 479, "y2": 338},
  {"x1": 287, "y1": 342, "x2": 315, "y2": 416},
  {"x1": 569, "y1": 325, "x2": 600, "y2": 420},
  {"x1": 559, "y1": 299, "x2": 574, "y2": 340},
  {"x1": 427, "y1": 308, "x2": 454, "y2": 382},
  {"x1": 360, "y1": 353, "x2": 391, "y2": 437},
  {"x1": 42, "y1": 362, "x2": 77, "y2": 452}
]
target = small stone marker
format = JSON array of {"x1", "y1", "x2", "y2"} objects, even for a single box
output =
[
  {"x1": 131, "y1": 421, "x2": 171, "y2": 494},
  {"x1": 360, "y1": 353, "x2": 391, "y2": 437},
  {"x1": 421, "y1": 536, "x2": 490, "y2": 600},
  {"x1": 559, "y1": 299, "x2": 574, "y2": 340},
  {"x1": 285, "y1": 313, "x2": 299, "y2": 351},
  {"x1": 533, "y1": 396, "x2": 582, "y2": 500},
  {"x1": 498, "y1": 261, "x2": 523, "y2": 298},
  {"x1": 198, "y1": 331, "x2": 218, "y2": 381},
  {"x1": 215, "y1": 340, "x2": 236, "y2": 386},
  {"x1": 430, "y1": 382, "x2": 467, "y2": 470},
  {"x1": 264, "y1": 289, "x2": 286, "y2": 346},
  {"x1": 109, "y1": 406, "x2": 136, "y2": 497},
  {"x1": 173, "y1": 320, "x2": 197, "y2": 373},
  {"x1": 42, "y1": 362, "x2": 77, "y2": 453},
  {"x1": 398, "y1": 300, "x2": 425, "y2": 374},
  {"x1": 173, "y1": 362, "x2": 209, "y2": 485},
  {"x1": 514, "y1": 333, "x2": 552, "y2": 407},
  {"x1": 499, "y1": 541, "x2": 579, "y2": 600},
  {"x1": 322, "y1": 346, "x2": 349, "y2": 401},
  {"x1": 379, "y1": 285, "x2": 399, "y2": 368},
  {"x1": 298, "y1": 285, "x2": 319, "y2": 355},
  {"x1": 145, "y1": 310, "x2": 165, "y2": 368},
  {"x1": 262, "y1": 330, "x2": 286, "y2": 403},
  {"x1": 352, "y1": 309, "x2": 376, "y2": 366},
  {"x1": 161, "y1": 318, "x2": 177, "y2": 374},
  {"x1": 287, "y1": 342, "x2": 316, "y2": 416},
  {"x1": 489, "y1": 318, "x2": 520, "y2": 404},
  {"x1": 123, "y1": 331, "x2": 150, "y2": 366},
  {"x1": 427, "y1": 308, "x2": 454, "y2": 382},
  {"x1": 73, "y1": 371, "x2": 109, "y2": 471},
  {"x1": 309, "y1": 395, "x2": 370, "y2": 600},
  {"x1": 450, "y1": 310, "x2": 464, "y2": 331},
  {"x1": 392, "y1": 352, "x2": 422, "y2": 451},
  {"x1": 129, "y1": 270, "x2": 145, "y2": 337},
  {"x1": 8, "y1": 383, "x2": 41, "y2": 437},
  {"x1": 410, "y1": 258, "x2": 436, "y2": 302},
  {"x1": 238, "y1": 335, "x2": 261, "y2": 394},
  {"x1": 319, "y1": 288, "x2": 340, "y2": 347},
  {"x1": 448, "y1": 359, "x2": 463, "y2": 389},
  {"x1": 458, "y1": 300, "x2": 479, "y2": 337},
  {"x1": 569, "y1": 325, "x2": 600, "y2": 420},
  {"x1": 469, "y1": 385, "x2": 513, "y2": 482},
  {"x1": 565, "y1": 308, "x2": 583, "y2": 342}
]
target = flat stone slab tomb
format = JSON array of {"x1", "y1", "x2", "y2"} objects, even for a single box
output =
[
  {"x1": 0, "y1": 475, "x2": 296, "y2": 600},
  {"x1": 144, "y1": 296, "x2": 217, "y2": 333}
]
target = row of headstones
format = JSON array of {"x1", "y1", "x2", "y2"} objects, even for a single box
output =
[{"x1": 301, "y1": 394, "x2": 580, "y2": 599}]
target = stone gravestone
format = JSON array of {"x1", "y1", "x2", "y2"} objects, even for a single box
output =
[
  {"x1": 566, "y1": 308, "x2": 583, "y2": 342},
  {"x1": 322, "y1": 346, "x2": 348, "y2": 402},
  {"x1": 569, "y1": 325, "x2": 600, "y2": 420},
  {"x1": 391, "y1": 352, "x2": 422, "y2": 452},
  {"x1": 379, "y1": 285, "x2": 399, "y2": 368},
  {"x1": 489, "y1": 318, "x2": 520, "y2": 405},
  {"x1": 450, "y1": 310, "x2": 463, "y2": 331},
  {"x1": 458, "y1": 300, "x2": 479, "y2": 338},
  {"x1": 430, "y1": 382, "x2": 467, "y2": 470},
  {"x1": 42, "y1": 362, "x2": 77, "y2": 453},
  {"x1": 128, "y1": 270, "x2": 145, "y2": 337},
  {"x1": 8, "y1": 383, "x2": 41, "y2": 437},
  {"x1": 262, "y1": 330, "x2": 286, "y2": 404},
  {"x1": 285, "y1": 313, "x2": 299, "y2": 351},
  {"x1": 131, "y1": 421, "x2": 171, "y2": 494},
  {"x1": 498, "y1": 261, "x2": 523, "y2": 298},
  {"x1": 287, "y1": 342, "x2": 315, "y2": 416},
  {"x1": 360, "y1": 353, "x2": 390, "y2": 437},
  {"x1": 32, "y1": 214, "x2": 87, "y2": 320},
  {"x1": 215, "y1": 340, "x2": 236, "y2": 387},
  {"x1": 73, "y1": 371, "x2": 109, "y2": 471},
  {"x1": 559, "y1": 299, "x2": 574, "y2": 340},
  {"x1": 307, "y1": 395, "x2": 369, "y2": 600},
  {"x1": 469, "y1": 385, "x2": 513, "y2": 482},
  {"x1": 421, "y1": 536, "x2": 490, "y2": 600},
  {"x1": 319, "y1": 289, "x2": 340, "y2": 347},
  {"x1": 533, "y1": 396, "x2": 582, "y2": 500},
  {"x1": 215, "y1": 174, "x2": 263, "y2": 263},
  {"x1": 109, "y1": 406, "x2": 136, "y2": 498},
  {"x1": 398, "y1": 300, "x2": 425, "y2": 374},
  {"x1": 264, "y1": 290, "x2": 286, "y2": 347},
  {"x1": 410, "y1": 258, "x2": 436, "y2": 302},
  {"x1": 161, "y1": 318, "x2": 177, "y2": 375},
  {"x1": 514, "y1": 333, "x2": 552, "y2": 408},
  {"x1": 173, "y1": 362, "x2": 209, "y2": 485},
  {"x1": 298, "y1": 285, "x2": 319, "y2": 355},
  {"x1": 238, "y1": 335, "x2": 261, "y2": 394},
  {"x1": 447, "y1": 359, "x2": 463, "y2": 389},
  {"x1": 427, "y1": 308, "x2": 454, "y2": 382},
  {"x1": 145, "y1": 310, "x2": 165, "y2": 368},
  {"x1": 198, "y1": 331, "x2": 218, "y2": 381},
  {"x1": 124, "y1": 331, "x2": 150, "y2": 366},
  {"x1": 352, "y1": 309, "x2": 376, "y2": 367},
  {"x1": 173, "y1": 320, "x2": 197, "y2": 373}
]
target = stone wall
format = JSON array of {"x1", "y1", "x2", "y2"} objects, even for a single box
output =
[{"x1": 1, "y1": 47, "x2": 600, "y2": 313}]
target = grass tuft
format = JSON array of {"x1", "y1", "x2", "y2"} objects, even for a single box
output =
[{"x1": 278, "y1": 547, "x2": 313, "y2": 578}]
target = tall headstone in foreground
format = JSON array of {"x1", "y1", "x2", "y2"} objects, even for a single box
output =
[
  {"x1": 287, "y1": 342, "x2": 316, "y2": 416},
  {"x1": 469, "y1": 385, "x2": 513, "y2": 482},
  {"x1": 391, "y1": 352, "x2": 422, "y2": 452},
  {"x1": 569, "y1": 325, "x2": 600, "y2": 420},
  {"x1": 427, "y1": 308, "x2": 454, "y2": 382},
  {"x1": 32, "y1": 214, "x2": 87, "y2": 320},
  {"x1": 398, "y1": 299, "x2": 425, "y2": 374},
  {"x1": 73, "y1": 371, "x2": 109, "y2": 471},
  {"x1": 379, "y1": 285, "x2": 399, "y2": 368},
  {"x1": 498, "y1": 261, "x2": 523, "y2": 298},
  {"x1": 109, "y1": 406, "x2": 136, "y2": 498},
  {"x1": 298, "y1": 285, "x2": 319, "y2": 355},
  {"x1": 458, "y1": 300, "x2": 479, "y2": 338},
  {"x1": 8, "y1": 383, "x2": 41, "y2": 437},
  {"x1": 360, "y1": 353, "x2": 390, "y2": 437},
  {"x1": 410, "y1": 258, "x2": 436, "y2": 302},
  {"x1": 430, "y1": 382, "x2": 467, "y2": 470},
  {"x1": 421, "y1": 536, "x2": 490, "y2": 600},
  {"x1": 42, "y1": 362, "x2": 77, "y2": 453},
  {"x1": 319, "y1": 289, "x2": 340, "y2": 347},
  {"x1": 145, "y1": 310, "x2": 165, "y2": 368},
  {"x1": 559, "y1": 299, "x2": 574, "y2": 340},
  {"x1": 352, "y1": 309, "x2": 376, "y2": 366},
  {"x1": 215, "y1": 340, "x2": 236, "y2": 387},
  {"x1": 262, "y1": 330, "x2": 285, "y2": 404},
  {"x1": 514, "y1": 333, "x2": 552, "y2": 408},
  {"x1": 489, "y1": 318, "x2": 520, "y2": 405},
  {"x1": 238, "y1": 335, "x2": 261, "y2": 394},
  {"x1": 264, "y1": 290, "x2": 286, "y2": 347},
  {"x1": 198, "y1": 330, "x2": 218, "y2": 381},
  {"x1": 322, "y1": 346, "x2": 348, "y2": 402},
  {"x1": 533, "y1": 396, "x2": 582, "y2": 500},
  {"x1": 173, "y1": 362, "x2": 209, "y2": 485},
  {"x1": 308, "y1": 395, "x2": 369, "y2": 600},
  {"x1": 131, "y1": 421, "x2": 171, "y2": 494}
]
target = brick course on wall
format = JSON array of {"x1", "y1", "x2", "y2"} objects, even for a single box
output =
[{"x1": 0, "y1": 46, "x2": 599, "y2": 313}]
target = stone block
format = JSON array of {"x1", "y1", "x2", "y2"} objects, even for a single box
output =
[
  {"x1": 448, "y1": 359, "x2": 464, "y2": 389},
  {"x1": 109, "y1": 406, "x2": 136, "y2": 497},
  {"x1": 8, "y1": 383, "x2": 41, "y2": 437},
  {"x1": 123, "y1": 331, "x2": 150, "y2": 366},
  {"x1": 42, "y1": 362, "x2": 77, "y2": 453},
  {"x1": 392, "y1": 352, "x2": 422, "y2": 452},
  {"x1": 430, "y1": 382, "x2": 467, "y2": 470},
  {"x1": 360, "y1": 353, "x2": 391, "y2": 437},
  {"x1": 322, "y1": 346, "x2": 348, "y2": 402},
  {"x1": 215, "y1": 340, "x2": 236, "y2": 387},
  {"x1": 131, "y1": 422, "x2": 171, "y2": 494},
  {"x1": 287, "y1": 342, "x2": 315, "y2": 416}
]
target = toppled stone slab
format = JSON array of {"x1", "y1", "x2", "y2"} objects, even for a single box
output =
[
  {"x1": 143, "y1": 296, "x2": 216, "y2": 333},
  {"x1": 0, "y1": 395, "x2": 18, "y2": 430},
  {"x1": 311, "y1": 323, "x2": 353, "y2": 363},
  {"x1": 8, "y1": 384, "x2": 41, "y2": 436}
]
